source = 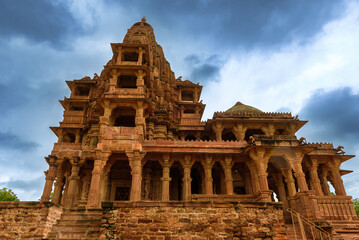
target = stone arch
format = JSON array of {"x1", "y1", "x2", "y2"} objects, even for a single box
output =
[
  {"x1": 191, "y1": 161, "x2": 205, "y2": 194},
  {"x1": 170, "y1": 161, "x2": 183, "y2": 200}
]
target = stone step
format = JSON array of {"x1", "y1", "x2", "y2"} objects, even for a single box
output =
[{"x1": 60, "y1": 213, "x2": 102, "y2": 221}]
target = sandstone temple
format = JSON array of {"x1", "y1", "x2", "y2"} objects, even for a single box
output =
[{"x1": 1, "y1": 18, "x2": 359, "y2": 240}]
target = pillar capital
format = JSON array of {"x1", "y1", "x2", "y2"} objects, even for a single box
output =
[{"x1": 212, "y1": 122, "x2": 224, "y2": 141}]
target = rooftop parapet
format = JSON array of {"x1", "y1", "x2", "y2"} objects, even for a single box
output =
[{"x1": 213, "y1": 111, "x2": 294, "y2": 119}]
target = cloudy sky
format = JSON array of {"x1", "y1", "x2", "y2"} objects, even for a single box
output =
[{"x1": 1, "y1": 0, "x2": 359, "y2": 201}]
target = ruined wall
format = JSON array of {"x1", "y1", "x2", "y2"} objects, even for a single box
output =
[
  {"x1": 0, "y1": 201, "x2": 62, "y2": 240},
  {"x1": 101, "y1": 201, "x2": 287, "y2": 240}
]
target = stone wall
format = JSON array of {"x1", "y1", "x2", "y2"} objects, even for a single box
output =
[
  {"x1": 101, "y1": 201, "x2": 287, "y2": 240},
  {"x1": 0, "y1": 201, "x2": 62, "y2": 240}
]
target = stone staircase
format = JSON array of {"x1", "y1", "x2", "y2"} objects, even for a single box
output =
[
  {"x1": 329, "y1": 220, "x2": 359, "y2": 240},
  {"x1": 45, "y1": 209, "x2": 102, "y2": 240}
]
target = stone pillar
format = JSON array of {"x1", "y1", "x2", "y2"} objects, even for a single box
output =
[
  {"x1": 212, "y1": 122, "x2": 224, "y2": 141},
  {"x1": 246, "y1": 161, "x2": 260, "y2": 194},
  {"x1": 308, "y1": 157, "x2": 324, "y2": 196},
  {"x1": 64, "y1": 157, "x2": 81, "y2": 208},
  {"x1": 282, "y1": 169, "x2": 297, "y2": 209},
  {"x1": 222, "y1": 155, "x2": 234, "y2": 195},
  {"x1": 136, "y1": 70, "x2": 146, "y2": 94},
  {"x1": 87, "y1": 157, "x2": 106, "y2": 208},
  {"x1": 116, "y1": 46, "x2": 122, "y2": 64},
  {"x1": 289, "y1": 151, "x2": 309, "y2": 192},
  {"x1": 328, "y1": 158, "x2": 346, "y2": 196},
  {"x1": 202, "y1": 154, "x2": 214, "y2": 195},
  {"x1": 136, "y1": 101, "x2": 146, "y2": 138},
  {"x1": 138, "y1": 47, "x2": 144, "y2": 65},
  {"x1": 57, "y1": 129, "x2": 63, "y2": 143},
  {"x1": 274, "y1": 173, "x2": 289, "y2": 210},
  {"x1": 320, "y1": 167, "x2": 331, "y2": 196},
  {"x1": 127, "y1": 150, "x2": 145, "y2": 201},
  {"x1": 75, "y1": 129, "x2": 81, "y2": 144},
  {"x1": 249, "y1": 149, "x2": 270, "y2": 191},
  {"x1": 161, "y1": 153, "x2": 172, "y2": 201},
  {"x1": 182, "y1": 155, "x2": 193, "y2": 201},
  {"x1": 41, "y1": 156, "x2": 57, "y2": 202},
  {"x1": 52, "y1": 170, "x2": 64, "y2": 204}
]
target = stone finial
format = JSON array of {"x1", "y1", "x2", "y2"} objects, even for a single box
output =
[{"x1": 141, "y1": 17, "x2": 146, "y2": 23}]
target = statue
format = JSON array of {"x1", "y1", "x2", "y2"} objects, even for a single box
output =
[
  {"x1": 335, "y1": 146, "x2": 345, "y2": 155},
  {"x1": 298, "y1": 137, "x2": 307, "y2": 145},
  {"x1": 248, "y1": 136, "x2": 256, "y2": 146}
]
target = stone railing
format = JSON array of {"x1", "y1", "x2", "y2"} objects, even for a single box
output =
[
  {"x1": 191, "y1": 194, "x2": 255, "y2": 202},
  {"x1": 316, "y1": 196, "x2": 358, "y2": 220}
]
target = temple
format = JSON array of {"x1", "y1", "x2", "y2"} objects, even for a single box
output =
[{"x1": 3, "y1": 18, "x2": 358, "y2": 239}]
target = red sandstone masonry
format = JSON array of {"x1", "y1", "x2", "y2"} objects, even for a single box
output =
[
  {"x1": 101, "y1": 201, "x2": 287, "y2": 240},
  {"x1": 0, "y1": 201, "x2": 62, "y2": 240}
]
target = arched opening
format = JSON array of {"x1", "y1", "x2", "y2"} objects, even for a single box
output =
[
  {"x1": 62, "y1": 133, "x2": 76, "y2": 143},
  {"x1": 185, "y1": 134, "x2": 196, "y2": 141},
  {"x1": 55, "y1": 159, "x2": 72, "y2": 206},
  {"x1": 142, "y1": 161, "x2": 162, "y2": 200},
  {"x1": 244, "y1": 129, "x2": 264, "y2": 142},
  {"x1": 232, "y1": 162, "x2": 249, "y2": 194},
  {"x1": 111, "y1": 107, "x2": 136, "y2": 127},
  {"x1": 108, "y1": 159, "x2": 132, "y2": 201},
  {"x1": 222, "y1": 129, "x2": 237, "y2": 141},
  {"x1": 170, "y1": 162, "x2": 183, "y2": 200},
  {"x1": 117, "y1": 75, "x2": 137, "y2": 88},
  {"x1": 183, "y1": 108, "x2": 195, "y2": 114},
  {"x1": 212, "y1": 162, "x2": 225, "y2": 194},
  {"x1": 191, "y1": 162, "x2": 204, "y2": 194}
]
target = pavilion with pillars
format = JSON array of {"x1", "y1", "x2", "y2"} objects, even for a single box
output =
[{"x1": 40, "y1": 18, "x2": 357, "y2": 234}]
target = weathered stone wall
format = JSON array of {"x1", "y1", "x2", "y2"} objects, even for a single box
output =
[
  {"x1": 0, "y1": 201, "x2": 62, "y2": 240},
  {"x1": 101, "y1": 201, "x2": 287, "y2": 240}
]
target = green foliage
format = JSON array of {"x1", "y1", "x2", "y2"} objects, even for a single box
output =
[
  {"x1": 353, "y1": 198, "x2": 359, "y2": 217},
  {"x1": 0, "y1": 187, "x2": 20, "y2": 201}
]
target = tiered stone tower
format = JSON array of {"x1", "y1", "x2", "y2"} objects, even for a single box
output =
[{"x1": 2, "y1": 18, "x2": 357, "y2": 239}]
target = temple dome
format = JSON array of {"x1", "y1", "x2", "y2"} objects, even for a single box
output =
[
  {"x1": 123, "y1": 17, "x2": 156, "y2": 45},
  {"x1": 225, "y1": 101, "x2": 262, "y2": 113}
]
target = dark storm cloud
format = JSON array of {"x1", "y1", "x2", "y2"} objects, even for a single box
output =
[
  {"x1": 113, "y1": 0, "x2": 345, "y2": 48},
  {"x1": 184, "y1": 54, "x2": 222, "y2": 83},
  {"x1": 2, "y1": 176, "x2": 43, "y2": 191},
  {"x1": 298, "y1": 87, "x2": 359, "y2": 152},
  {"x1": 0, "y1": 0, "x2": 85, "y2": 46},
  {"x1": 0, "y1": 131, "x2": 39, "y2": 152}
]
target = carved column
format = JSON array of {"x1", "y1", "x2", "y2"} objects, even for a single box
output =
[
  {"x1": 41, "y1": 156, "x2": 57, "y2": 202},
  {"x1": 289, "y1": 151, "x2": 309, "y2": 192},
  {"x1": 87, "y1": 156, "x2": 106, "y2": 208},
  {"x1": 161, "y1": 153, "x2": 172, "y2": 201},
  {"x1": 246, "y1": 161, "x2": 260, "y2": 194},
  {"x1": 182, "y1": 155, "x2": 193, "y2": 201},
  {"x1": 64, "y1": 157, "x2": 81, "y2": 208},
  {"x1": 57, "y1": 129, "x2": 63, "y2": 143},
  {"x1": 138, "y1": 47, "x2": 144, "y2": 65},
  {"x1": 274, "y1": 173, "x2": 289, "y2": 210},
  {"x1": 116, "y1": 46, "x2": 122, "y2": 64},
  {"x1": 136, "y1": 70, "x2": 146, "y2": 94},
  {"x1": 308, "y1": 157, "x2": 324, "y2": 196},
  {"x1": 75, "y1": 129, "x2": 81, "y2": 144},
  {"x1": 328, "y1": 158, "x2": 346, "y2": 196},
  {"x1": 249, "y1": 149, "x2": 270, "y2": 191},
  {"x1": 320, "y1": 167, "x2": 331, "y2": 196},
  {"x1": 52, "y1": 169, "x2": 64, "y2": 204},
  {"x1": 244, "y1": 171, "x2": 253, "y2": 194},
  {"x1": 202, "y1": 154, "x2": 214, "y2": 195},
  {"x1": 127, "y1": 150, "x2": 145, "y2": 201},
  {"x1": 222, "y1": 155, "x2": 234, "y2": 195},
  {"x1": 212, "y1": 122, "x2": 224, "y2": 141},
  {"x1": 282, "y1": 169, "x2": 297, "y2": 209},
  {"x1": 142, "y1": 167, "x2": 152, "y2": 200}
]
